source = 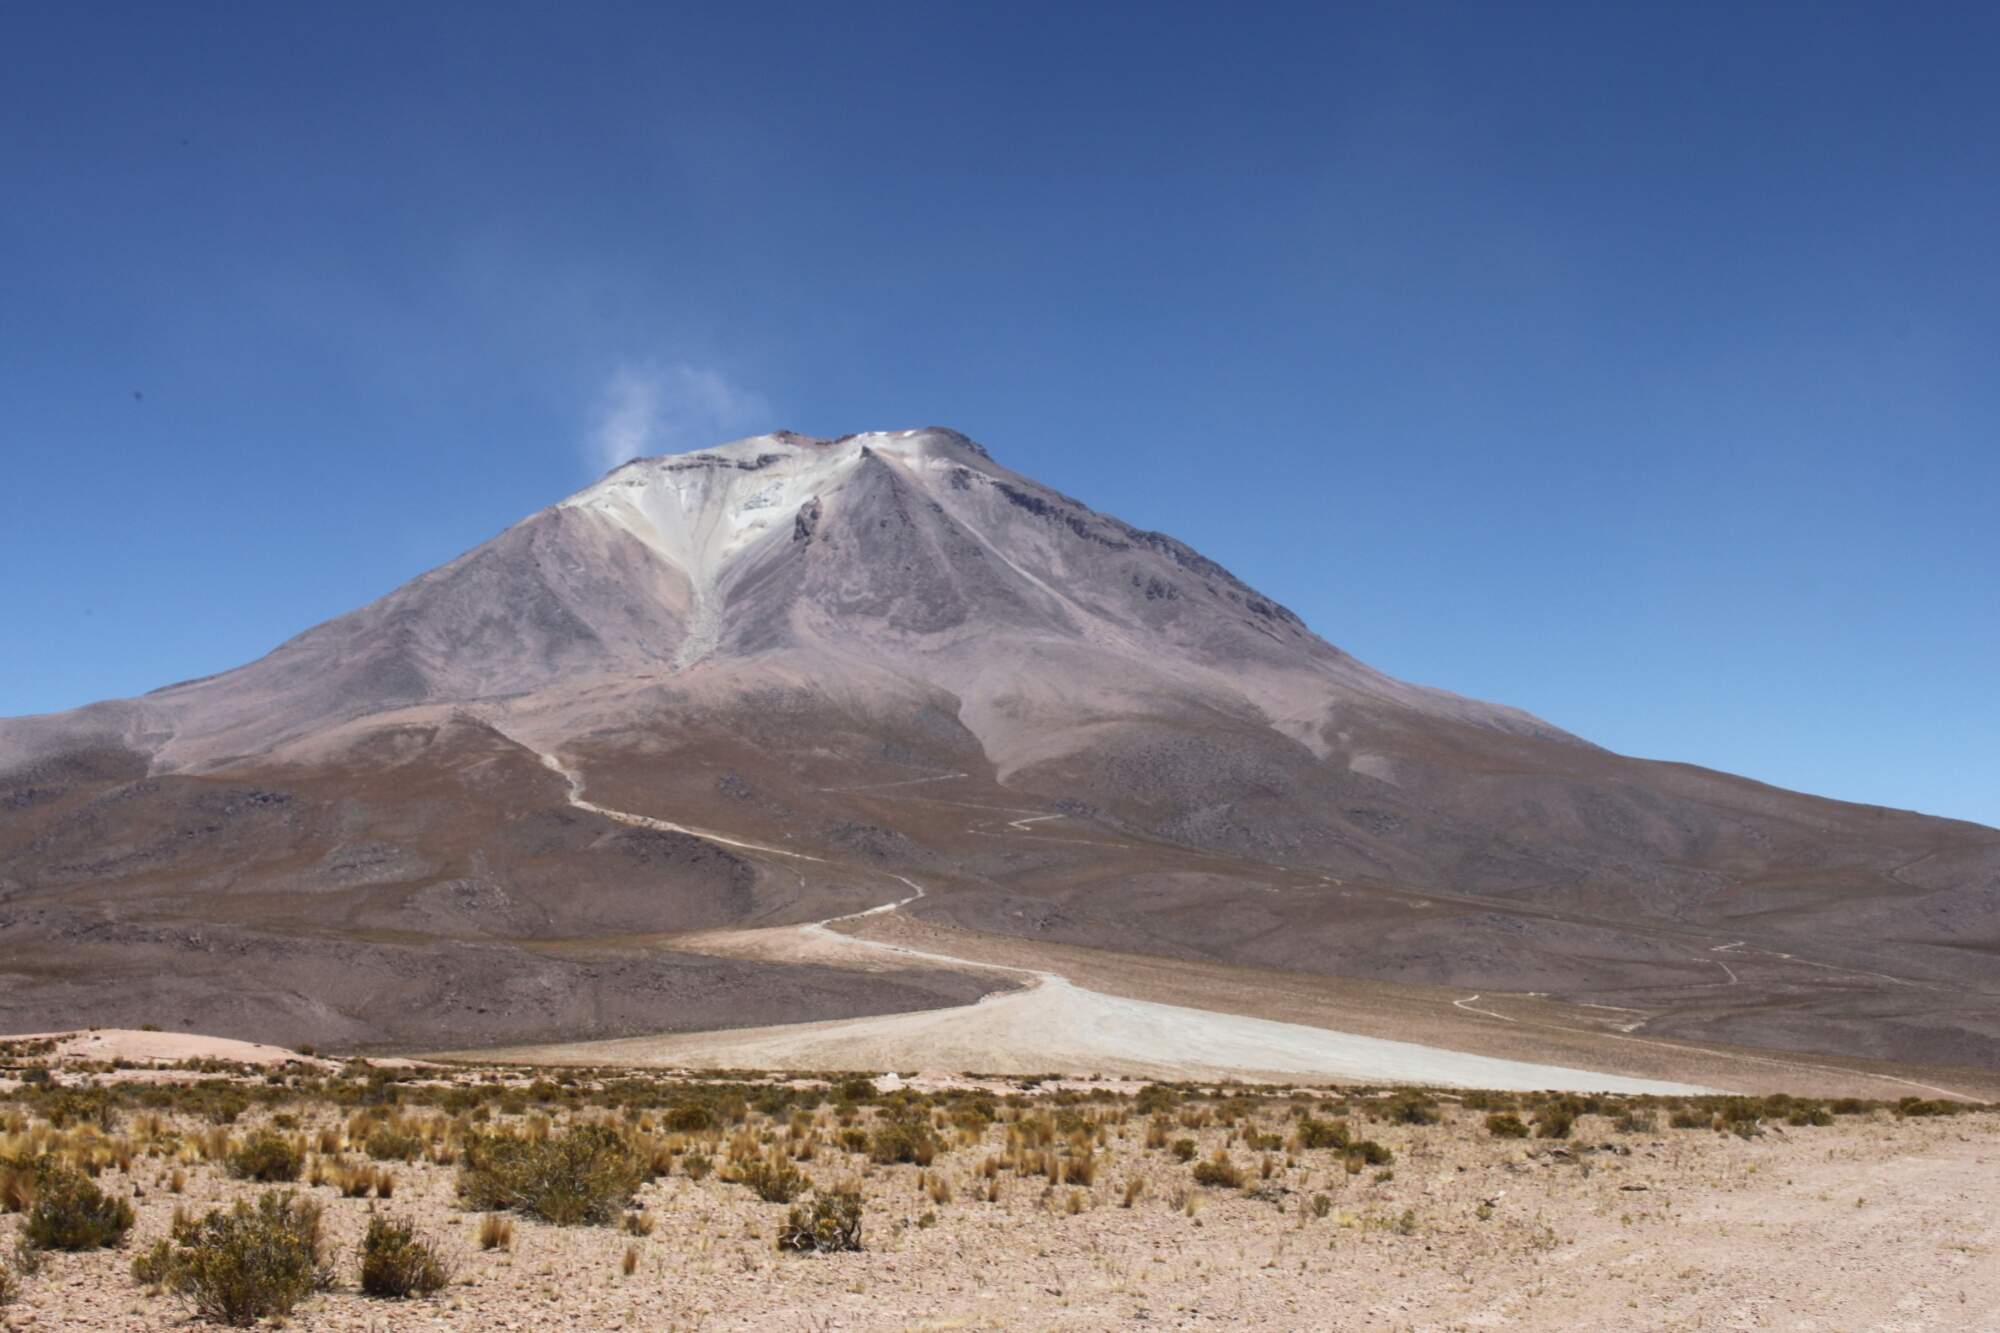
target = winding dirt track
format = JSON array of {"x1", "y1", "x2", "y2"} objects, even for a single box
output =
[{"x1": 498, "y1": 744, "x2": 1711, "y2": 1092}]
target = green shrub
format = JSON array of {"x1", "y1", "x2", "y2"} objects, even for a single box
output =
[
  {"x1": 1297, "y1": 1118, "x2": 1351, "y2": 1150},
  {"x1": 1344, "y1": 1139, "x2": 1393, "y2": 1167},
  {"x1": 777, "y1": 1191, "x2": 863, "y2": 1252},
  {"x1": 227, "y1": 1132, "x2": 304, "y2": 1183},
  {"x1": 1533, "y1": 1099, "x2": 1581, "y2": 1140},
  {"x1": 1715, "y1": 1098, "x2": 1763, "y2": 1138},
  {"x1": 664, "y1": 1102, "x2": 716, "y2": 1133},
  {"x1": 365, "y1": 1128, "x2": 423, "y2": 1162},
  {"x1": 131, "y1": 1238, "x2": 173, "y2": 1287},
  {"x1": 1895, "y1": 1097, "x2": 1962, "y2": 1119},
  {"x1": 1460, "y1": 1090, "x2": 1513, "y2": 1111},
  {"x1": 163, "y1": 1191, "x2": 333, "y2": 1326},
  {"x1": 1614, "y1": 1109, "x2": 1657, "y2": 1134},
  {"x1": 1384, "y1": 1095, "x2": 1439, "y2": 1126},
  {"x1": 1191, "y1": 1150, "x2": 1244, "y2": 1188},
  {"x1": 23, "y1": 1161, "x2": 135, "y2": 1251},
  {"x1": 358, "y1": 1215, "x2": 452, "y2": 1298},
  {"x1": 1485, "y1": 1112, "x2": 1530, "y2": 1139},
  {"x1": 867, "y1": 1116, "x2": 941, "y2": 1166},
  {"x1": 458, "y1": 1123, "x2": 644, "y2": 1225},
  {"x1": 1786, "y1": 1106, "x2": 1833, "y2": 1127},
  {"x1": 1668, "y1": 1107, "x2": 1707, "y2": 1129}
]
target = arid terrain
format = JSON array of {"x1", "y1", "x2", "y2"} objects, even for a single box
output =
[
  {"x1": 4, "y1": 429, "x2": 1999, "y2": 1080},
  {"x1": 0, "y1": 1037, "x2": 1996, "y2": 1331},
  {"x1": 5, "y1": 428, "x2": 2000, "y2": 1330}
]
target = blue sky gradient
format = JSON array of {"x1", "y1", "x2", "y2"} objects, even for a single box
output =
[{"x1": 3, "y1": 2, "x2": 1995, "y2": 826}]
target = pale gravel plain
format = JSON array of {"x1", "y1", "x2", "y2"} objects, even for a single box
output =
[
  {"x1": 1, "y1": 1101, "x2": 1994, "y2": 1331},
  {"x1": 484, "y1": 972, "x2": 1712, "y2": 1095}
]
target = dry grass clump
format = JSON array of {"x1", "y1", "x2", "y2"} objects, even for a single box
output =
[
  {"x1": 358, "y1": 1214, "x2": 453, "y2": 1298},
  {"x1": 156, "y1": 1191, "x2": 334, "y2": 1326},
  {"x1": 476, "y1": 1212, "x2": 514, "y2": 1251},
  {"x1": 776, "y1": 1190, "x2": 864, "y2": 1253},
  {"x1": 457, "y1": 1122, "x2": 643, "y2": 1225},
  {"x1": 736, "y1": 1144, "x2": 812, "y2": 1200},
  {"x1": 1190, "y1": 1147, "x2": 1244, "y2": 1189}
]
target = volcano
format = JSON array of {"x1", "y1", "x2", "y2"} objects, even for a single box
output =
[{"x1": 4, "y1": 428, "x2": 1996, "y2": 1078}]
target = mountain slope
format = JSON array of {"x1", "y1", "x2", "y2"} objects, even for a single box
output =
[{"x1": 3, "y1": 428, "x2": 1996, "y2": 1068}]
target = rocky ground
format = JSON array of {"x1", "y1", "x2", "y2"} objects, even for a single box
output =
[{"x1": 0, "y1": 1045, "x2": 1994, "y2": 1331}]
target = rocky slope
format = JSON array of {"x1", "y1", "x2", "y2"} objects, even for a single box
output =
[{"x1": 3, "y1": 428, "x2": 1996, "y2": 1064}]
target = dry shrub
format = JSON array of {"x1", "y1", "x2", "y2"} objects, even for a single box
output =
[
  {"x1": 1296, "y1": 1118, "x2": 1350, "y2": 1150},
  {"x1": 1533, "y1": 1099, "x2": 1582, "y2": 1140},
  {"x1": 1485, "y1": 1112, "x2": 1530, "y2": 1139},
  {"x1": 226, "y1": 1132, "x2": 303, "y2": 1183},
  {"x1": 23, "y1": 1160, "x2": 135, "y2": 1251},
  {"x1": 458, "y1": 1123, "x2": 643, "y2": 1226},
  {"x1": 364, "y1": 1128, "x2": 423, "y2": 1162},
  {"x1": 734, "y1": 1151, "x2": 810, "y2": 1203},
  {"x1": 161, "y1": 1191, "x2": 333, "y2": 1326},
  {"x1": 868, "y1": 1116, "x2": 941, "y2": 1166},
  {"x1": 1191, "y1": 1149, "x2": 1244, "y2": 1189},
  {"x1": 358, "y1": 1215, "x2": 452, "y2": 1298},
  {"x1": 776, "y1": 1191, "x2": 864, "y2": 1253}
]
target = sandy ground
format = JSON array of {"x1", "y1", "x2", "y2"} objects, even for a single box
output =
[
  {"x1": 1, "y1": 1030, "x2": 327, "y2": 1069},
  {"x1": 470, "y1": 910, "x2": 1997, "y2": 1102},
  {"x1": 480, "y1": 972, "x2": 1710, "y2": 1094},
  {"x1": 2, "y1": 1098, "x2": 1994, "y2": 1330},
  {"x1": 467, "y1": 844, "x2": 1712, "y2": 1092}
]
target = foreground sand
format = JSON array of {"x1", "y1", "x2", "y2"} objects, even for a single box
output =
[{"x1": 1, "y1": 1067, "x2": 1993, "y2": 1331}]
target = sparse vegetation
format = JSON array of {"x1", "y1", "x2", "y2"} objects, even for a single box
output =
[
  {"x1": 868, "y1": 1114, "x2": 942, "y2": 1166},
  {"x1": 159, "y1": 1191, "x2": 333, "y2": 1326},
  {"x1": 0, "y1": 1050, "x2": 1990, "y2": 1327},
  {"x1": 776, "y1": 1190, "x2": 864, "y2": 1252},
  {"x1": 458, "y1": 1122, "x2": 644, "y2": 1225},
  {"x1": 226, "y1": 1130, "x2": 304, "y2": 1182},
  {"x1": 733, "y1": 1150, "x2": 810, "y2": 1203},
  {"x1": 476, "y1": 1212, "x2": 514, "y2": 1251},
  {"x1": 1191, "y1": 1147, "x2": 1244, "y2": 1188},
  {"x1": 22, "y1": 1160, "x2": 135, "y2": 1251},
  {"x1": 358, "y1": 1214, "x2": 452, "y2": 1298}
]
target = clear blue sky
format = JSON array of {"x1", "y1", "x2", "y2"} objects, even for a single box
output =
[{"x1": 3, "y1": 2, "x2": 1995, "y2": 827}]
